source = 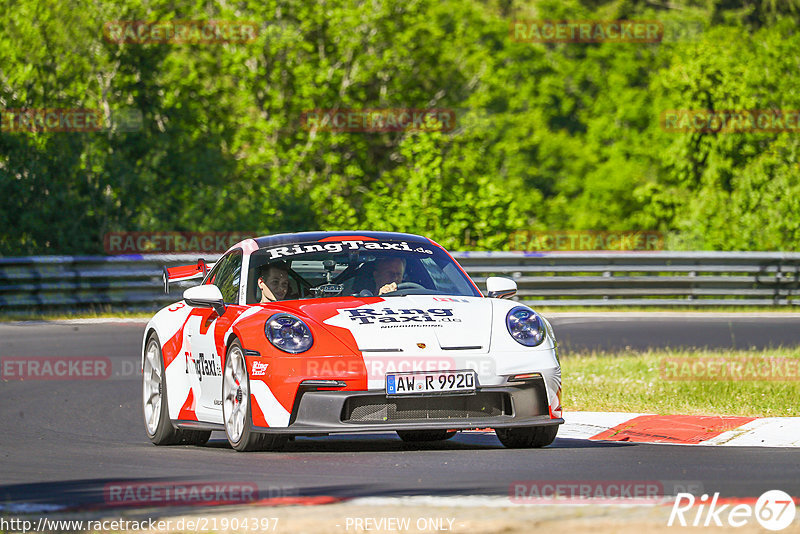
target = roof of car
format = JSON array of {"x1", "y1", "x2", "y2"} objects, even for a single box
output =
[{"x1": 253, "y1": 231, "x2": 436, "y2": 248}]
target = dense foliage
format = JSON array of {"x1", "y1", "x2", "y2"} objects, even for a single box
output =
[{"x1": 1, "y1": 0, "x2": 799, "y2": 254}]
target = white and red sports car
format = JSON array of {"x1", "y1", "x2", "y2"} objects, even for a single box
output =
[{"x1": 141, "y1": 232, "x2": 562, "y2": 451}]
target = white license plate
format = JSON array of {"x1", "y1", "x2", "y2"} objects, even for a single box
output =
[{"x1": 386, "y1": 370, "x2": 476, "y2": 396}]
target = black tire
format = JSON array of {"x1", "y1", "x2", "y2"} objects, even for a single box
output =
[
  {"x1": 495, "y1": 425, "x2": 558, "y2": 448},
  {"x1": 182, "y1": 430, "x2": 212, "y2": 445},
  {"x1": 223, "y1": 340, "x2": 286, "y2": 452},
  {"x1": 397, "y1": 430, "x2": 458, "y2": 442},
  {"x1": 142, "y1": 333, "x2": 211, "y2": 446}
]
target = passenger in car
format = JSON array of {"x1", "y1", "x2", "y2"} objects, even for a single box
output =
[{"x1": 258, "y1": 261, "x2": 290, "y2": 302}]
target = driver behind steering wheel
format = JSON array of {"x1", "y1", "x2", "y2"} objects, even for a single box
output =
[{"x1": 372, "y1": 257, "x2": 406, "y2": 295}]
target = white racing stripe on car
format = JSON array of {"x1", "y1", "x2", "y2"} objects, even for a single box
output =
[
  {"x1": 232, "y1": 306, "x2": 262, "y2": 327},
  {"x1": 144, "y1": 304, "x2": 192, "y2": 365},
  {"x1": 166, "y1": 350, "x2": 193, "y2": 419},
  {"x1": 250, "y1": 380, "x2": 291, "y2": 428},
  {"x1": 223, "y1": 306, "x2": 263, "y2": 344}
]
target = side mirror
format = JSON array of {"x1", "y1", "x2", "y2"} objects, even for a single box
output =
[
  {"x1": 183, "y1": 285, "x2": 226, "y2": 316},
  {"x1": 486, "y1": 276, "x2": 517, "y2": 299}
]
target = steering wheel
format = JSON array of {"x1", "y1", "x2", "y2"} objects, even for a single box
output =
[
  {"x1": 380, "y1": 282, "x2": 427, "y2": 294},
  {"x1": 396, "y1": 282, "x2": 426, "y2": 291}
]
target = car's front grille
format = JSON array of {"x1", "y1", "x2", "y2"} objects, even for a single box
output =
[{"x1": 342, "y1": 392, "x2": 511, "y2": 423}]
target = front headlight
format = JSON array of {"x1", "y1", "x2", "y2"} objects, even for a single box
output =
[
  {"x1": 265, "y1": 313, "x2": 313, "y2": 353},
  {"x1": 506, "y1": 306, "x2": 545, "y2": 347}
]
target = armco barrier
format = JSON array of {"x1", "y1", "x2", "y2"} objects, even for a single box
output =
[
  {"x1": 1, "y1": 251, "x2": 799, "y2": 311},
  {"x1": 459, "y1": 251, "x2": 800, "y2": 306},
  {"x1": 0, "y1": 254, "x2": 211, "y2": 310}
]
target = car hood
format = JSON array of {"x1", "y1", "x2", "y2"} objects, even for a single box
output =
[
  {"x1": 256, "y1": 295, "x2": 553, "y2": 390},
  {"x1": 319, "y1": 295, "x2": 493, "y2": 355}
]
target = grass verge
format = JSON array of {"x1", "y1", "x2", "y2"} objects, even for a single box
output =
[{"x1": 562, "y1": 347, "x2": 800, "y2": 417}]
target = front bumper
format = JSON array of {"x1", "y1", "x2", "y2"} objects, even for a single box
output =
[{"x1": 253, "y1": 378, "x2": 562, "y2": 435}]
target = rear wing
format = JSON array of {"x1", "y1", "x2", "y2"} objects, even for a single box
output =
[{"x1": 162, "y1": 259, "x2": 214, "y2": 294}]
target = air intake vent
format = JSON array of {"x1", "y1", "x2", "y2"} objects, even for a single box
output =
[{"x1": 343, "y1": 392, "x2": 511, "y2": 423}]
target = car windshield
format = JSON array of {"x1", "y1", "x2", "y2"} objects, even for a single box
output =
[{"x1": 247, "y1": 239, "x2": 481, "y2": 302}]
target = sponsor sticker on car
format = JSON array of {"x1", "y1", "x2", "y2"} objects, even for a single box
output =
[
  {"x1": 251, "y1": 361, "x2": 269, "y2": 376},
  {"x1": 264, "y1": 240, "x2": 434, "y2": 259},
  {"x1": 386, "y1": 370, "x2": 476, "y2": 396}
]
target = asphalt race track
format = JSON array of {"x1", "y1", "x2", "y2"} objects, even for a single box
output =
[
  {"x1": 550, "y1": 314, "x2": 800, "y2": 352},
  {"x1": 1, "y1": 316, "x2": 799, "y2": 510}
]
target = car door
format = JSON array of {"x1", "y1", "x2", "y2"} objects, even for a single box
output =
[{"x1": 183, "y1": 249, "x2": 243, "y2": 423}]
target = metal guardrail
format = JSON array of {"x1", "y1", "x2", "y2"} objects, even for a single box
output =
[
  {"x1": 1, "y1": 251, "x2": 799, "y2": 311},
  {"x1": 460, "y1": 251, "x2": 800, "y2": 306},
  {"x1": 0, "y1": 254, "x2": 211, "y2": 310}
]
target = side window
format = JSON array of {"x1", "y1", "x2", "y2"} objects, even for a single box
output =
[{"x1": 207, "y1": 250, "x2": 242, "y2": 304}]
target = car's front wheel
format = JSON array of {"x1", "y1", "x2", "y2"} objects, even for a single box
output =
[
  {"x1": 223, "y1": 340, "x2": 286, "y2": 452},
  {"x1": 495, "y1": 425, "x2": 558, "y2": 448},
  {"x1": 142, "y1": 333, "x2": 210, "y2": 446},
  {"x1": 397, "y1": 430, "x2": 457, "y2": 442}
]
